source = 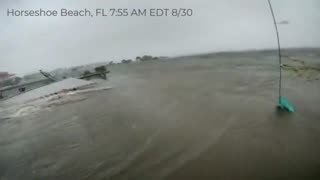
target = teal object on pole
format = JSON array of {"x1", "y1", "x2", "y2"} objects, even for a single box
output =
[
  {"x1": 268, "y1": 0, "x2": 295, "y2": 113},
  {"x1": 278, "y1": 96, "x2": 295, "y2": 112}
]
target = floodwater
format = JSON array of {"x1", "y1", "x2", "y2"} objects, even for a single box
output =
[{"x1": 1, "y1": 50, "x2": 320, "y2": 180}]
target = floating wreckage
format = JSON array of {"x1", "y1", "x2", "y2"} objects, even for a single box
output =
[
  {"x1": 0, "y1": 68, "x2": 110, "y2": 100},
  {"x1": 0, "y1": 69, "x2": 112, "y2": 118},
  {"x1": 2, "y1": 78, "x2": 95, "y2": 106}
]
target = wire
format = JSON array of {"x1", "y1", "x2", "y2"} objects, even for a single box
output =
[{"x1": 267, "y1": 0, "x2": 282, "y2": 97}]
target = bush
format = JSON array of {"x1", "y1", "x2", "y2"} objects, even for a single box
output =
[
  {"x1": 83, "y1": 70, "x2": 92, "y2": 76},
  {"x1": 94, "y1": 66, "x2": 107, "y2": 73},
  {"x1": 1, "y1": 77, "x2": 21, "y2": 87},
  {"x1": 139, "y1": 55, "x2": 159, "y2": 61},
  {"x1": 140, "y1": 55, "x2": 153, "y2": 61},
  {"x1": 121, "y1": 59, "x2": 132, "y2": 64}
]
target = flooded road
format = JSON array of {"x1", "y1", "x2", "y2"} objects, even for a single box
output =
[{"x1": 1, "y1": 51, "x2": 320, "y2": 179}]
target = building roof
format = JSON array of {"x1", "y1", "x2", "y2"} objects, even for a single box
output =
[{"x1": 2, "y1": 78, "x2": 95, "y2": 106}]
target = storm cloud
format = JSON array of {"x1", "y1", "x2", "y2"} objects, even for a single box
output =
[{"x1": 0, "y1": 0, "x2": 319, "y2": 75}]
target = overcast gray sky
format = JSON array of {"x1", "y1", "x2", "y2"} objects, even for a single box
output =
[{"x1": 0, "y1": 0, "x2": 319, "y2": 75}]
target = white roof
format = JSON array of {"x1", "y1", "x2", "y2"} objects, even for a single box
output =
[{"x1": 2, "y1": 78, "x2": 95, "y2": 106}]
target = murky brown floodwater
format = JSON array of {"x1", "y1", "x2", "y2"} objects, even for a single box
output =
[{"x1": 1, "y1": 51, "x2": 320, "y2": 180}]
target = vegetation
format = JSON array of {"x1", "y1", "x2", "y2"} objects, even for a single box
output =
[
  {"x1": 121, "y1": 59, "x2": 132, "y2": 64},
  {"x1": 23, "y1": 73, "x2": 44, "y2": 81},
  {"x1": 83, "y1": 70, "x2": 92, "y2": 76},
  {"x1": 140, "y1": 55, "x2": 153, "y2": 61},
  {"x1": 11, "y1": 55, "x2": 161, "y2": 83},
  {"x1": 0, "y1": 77, "x2": 22, "y2": 87},
  {"x1": 94, "y1": 66, "x2": 107, "y2": 73},
  {"x1": 135, "y1": 55, "x2": 160, "y2": 62}
]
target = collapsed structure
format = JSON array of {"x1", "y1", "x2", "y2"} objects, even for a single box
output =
[
  {"x1": 2, "y1": 78, "x2": 95, "y2": 107},
  {"x1": 0, "y1": 68, "x2": 110, "y2": 106}
]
